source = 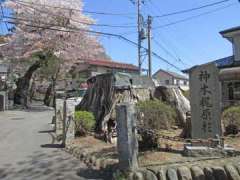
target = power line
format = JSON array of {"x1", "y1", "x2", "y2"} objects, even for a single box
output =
[
  {"x1": 153, "y1": 0, "x2": 231, "y2": 18},
  {"x1": 10, "y1": 0, "x2": 137, "y2": 29},
  {"x1": 8, "y1": 0, "x2": 187, "y2": 70},
  {"x1": 10, "y1": 0, "x2": 136, "y2": 18},
  {"x1": 1, "y1": 18, "x2": 182, "y2": 71},
  {"x1": 119, "y1": 2, "x2": 237, "y2": 33},
  {"x1": 145, "y1": 0, "x2": 190, "y2": 68},
  {"x1": 153, "y1": 39, "x2": 181, "y2": 63},
  {"x1": 153, "y1": 3, "x2": 236, "y2": 29}
]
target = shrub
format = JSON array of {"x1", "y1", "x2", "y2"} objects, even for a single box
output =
[
  {"x1": 222, "y1": 106, "x2": 240, "y2": 135},
  {"x1": 74, "y1": 111, "x2": 95, "y2": 136},
  {"x1": 182, "y1": 90, "x2": 190, "y2": 100},
  {"x1": 136, "y1": 100, "x2": 177, "y2": 130}
]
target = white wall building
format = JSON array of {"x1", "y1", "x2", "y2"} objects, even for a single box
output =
[{"x1": 153, "y1": 69, "x2": 189, "y2": 89}]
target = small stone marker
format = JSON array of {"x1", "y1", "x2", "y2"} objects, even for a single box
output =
[
  {"x1": 55, "y1": 98, "x2": 65, "y2": 137},
  {"x1": 189, "y1": 63, "x2": 222, "y2": 139},
  {"x1": 116, "y1": 102, "x2": 138, "y2": 171},
  {"x1": 0, "y1": 91, "x2": 7, "y2": 111},
  {"x1": 62, "y1": 99, "x2": 76, "y2": 146}
]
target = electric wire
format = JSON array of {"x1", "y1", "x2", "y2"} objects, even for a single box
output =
[
  {"x1": 1, "y1": 18, "x2": 182, "y2": 71},
  {"x1": 147, "y1": 0, "x2": 190, "y2": 68},
  {"x1": 10, "y1": 0, "x2": 136, "y2": 18},
  {"x1": 11, "y1": 0, "x2": 137, "y2": 29},
  {"x1": 153, "y1": 0, "x2": 231, "y2": 18},
  {"x1": 154, "y1": 3, "x2": 237, "y2": 29}
]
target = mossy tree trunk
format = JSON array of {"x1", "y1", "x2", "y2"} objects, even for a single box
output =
[
  {"x1": 14, "y1": 60, "x2": 42, "y2": 108},
  {"x1": 14, "y1": 51, "x2": 49, "y2": 108}
]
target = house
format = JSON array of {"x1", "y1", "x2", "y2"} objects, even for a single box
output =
[
  {"x1": 153, "y1": 69, "x2": 189, "y2": 87},
  {"x1": 71, "y1": 59, "x2": 139, "y2": 81},
  {"x1": 183, "y1": 26, "x2": 240, "y2": 108}
]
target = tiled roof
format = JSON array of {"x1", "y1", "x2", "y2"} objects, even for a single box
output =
[
  {"x1": 87, "y1": 59, "x2": 139, "y2": 71},
  {"x1": 220, "y1": 26, "x2": 240, "y2": 35},
  {"x1": 153, "y1": 69, "x2": 188, "y2": 80},
  {"x1": 214, "y1": 56, "x2": 234, "y2": 68},
  {"x1": 182, "y1": 56, "x2": 235, "y2": 73}
]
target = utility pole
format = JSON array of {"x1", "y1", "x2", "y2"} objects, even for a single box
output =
[
  {"x1": 136, "y1": 0, "x2": 146, "y2": 75},
  {"x1": 147, "y1": 15, "x2": 152, "y2": 77},
  {"x1": 137, "y1": 0, "x2": 142, "y2": 74}
]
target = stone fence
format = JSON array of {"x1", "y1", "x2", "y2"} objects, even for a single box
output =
[{"x1": 121, "y1": 159, "x2": 240, "y2": 180}]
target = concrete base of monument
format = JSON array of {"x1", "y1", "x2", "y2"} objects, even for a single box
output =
[{"x1": 183, "y1": 144, "x2": 240, "y2": 157}]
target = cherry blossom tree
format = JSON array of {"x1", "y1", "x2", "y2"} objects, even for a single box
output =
[{"x1": 1, "y1": 0, "x2": 110, "y2": 106}]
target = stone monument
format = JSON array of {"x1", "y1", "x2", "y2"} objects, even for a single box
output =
[
  {"x1": 116, "y1": 102, "x2": 139, "y2": 171},
  {"x1": 184, "y1": 63, "x2": 225, "y2": 156},
  {"x1": 62, "y1": 99, "x2": 76, "y2": 146},
  {"x1": 189, "y1": 63, "x2": 222, "y2": 139}
]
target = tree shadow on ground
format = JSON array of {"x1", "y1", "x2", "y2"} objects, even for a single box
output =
[
  {"x1": 40, "y1": 144, "x2": 64, "y2": 148},
  {"x1": 0, "y1": 148, "x2": 111, "y2": 180},
  {"x1": 38, "y1": 130, "x2": 55, "y2": 134},
  {"x1": 77, "y1": 167, "x2": 114, "y2": 179}
]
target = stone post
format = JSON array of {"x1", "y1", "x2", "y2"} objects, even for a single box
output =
[
  {"x1": 0, "y1": 91, "x2": 6, "y2": 111},
  {"x1": 116, "y1": 102, "x2": 138, "y2": 171},
  {"x1": 62, "y1": 99, "x2": 76, "y2": 147},
  {"x1": 55, "y1": 98, "x2": 65, "y2": 137}
]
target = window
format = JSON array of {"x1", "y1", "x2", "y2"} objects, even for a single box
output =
[
  {"x1": 228, "y1": 83, "x2": 234, "y2": 100},
  {"x1": 228, "y1": 82, "x2": 240, "y2": 100},
  {"x1": 184, "y1": 81, "x2": 188, "y2": 85},
  {"x1": 234, "y1": 82, "x2": 240, "y2": 100},
  {"x1": 165, "y1": 80, "x2": 170, "y2": 85}
]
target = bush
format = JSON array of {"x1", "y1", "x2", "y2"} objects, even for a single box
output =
[
  {"x1": 182, "y1": 90, "x2": 190, "y2": 100},
  {"x1": 136, "y1": 100, "x2": 177, "y2": 130},
  {"x1": 222, "y1": 106, "x2": 240, "y2": 135},
  {"x1": 74, "y1": 111, "x2": 95, "y2": 136}
]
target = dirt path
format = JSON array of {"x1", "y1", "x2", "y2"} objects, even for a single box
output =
[{"x1": 0, "y1": 104, "x2": 109, "y2": 180}]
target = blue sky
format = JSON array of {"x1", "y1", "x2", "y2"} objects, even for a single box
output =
[
  {"x1": 83, "y1": 0, "x2": 240, "y2": 74},
  {"x1": 1, "y1": 0, "x2": 240, "y2": 74}
]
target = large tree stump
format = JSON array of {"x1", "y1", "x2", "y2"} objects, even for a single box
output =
[{"x1": 76, "y1": 73, "x2": 155, "y2": 132}]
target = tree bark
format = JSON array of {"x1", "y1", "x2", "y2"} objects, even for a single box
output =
[
  {"x1": 43, "y1": 83, "x2": 53, "y2": 107},
  {"x1": 14, "y1": 60, "x2": 41, "y2": 107},
  {"x1": 29, "y1": 76, "x2": 36, "y2": 103},
  {"x1": 43, "y1": 67, "x2": 60, "y2": 107}
]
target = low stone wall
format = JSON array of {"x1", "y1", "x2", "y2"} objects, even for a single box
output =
[
  {"x1": 120, "y1": 156, "x2": 240, "y2": 180},
  {"x1": 64, "y1": 143, "x2": 118, "y2": 170}
]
